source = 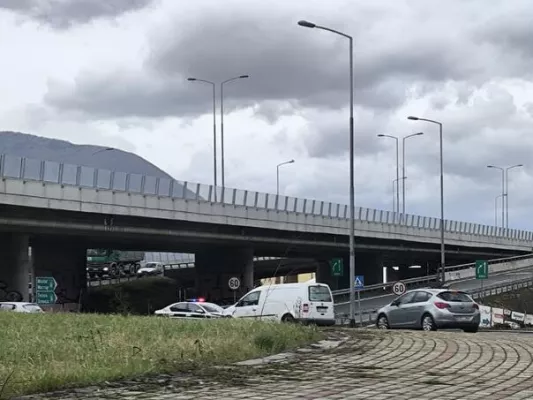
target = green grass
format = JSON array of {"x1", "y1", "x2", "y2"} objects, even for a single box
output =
[{"x1": 0, "y1": 313, "x2": 322, "y2": 398}]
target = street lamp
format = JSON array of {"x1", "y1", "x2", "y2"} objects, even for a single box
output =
[
  {"x1": 298, "y1": 19, "x2": 356, "y2": 327},
  {"x1": 187, "y1": 77, "x2": 218, "y2": 199},
  {"x1": 91, "y1": 147, "x2": 113, "y2": 156},
  {"x1": 220, "y1": 75, "x2": 249, "y2": 189},
  {"x1": 495, "y1": 194, "x2": 503, "y2": 227},
  {"x1": 407, "y1": 116, "x2": 445, "y2": 285},
  {"x1": 505, "y1": 164, "x2": 523, "y2": 229},
  {"x1": 276, "y1": 159, "x2": 295, "y2": 196},
  {"x1": 487, "y1": 165, "x2": 505, "y2": 229},
  {"x1": 402, "y1": 132, "x2": 424, "y2": 215},
  {"x1": 392, "y1": 177, "x2": 407, "y2": 213},
  {"x1": 378, "y1": 134, "x2": 399, "y2": 215}
]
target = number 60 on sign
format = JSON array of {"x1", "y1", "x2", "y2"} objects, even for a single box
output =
[{"x1": 392, "y1": 281, "x2": 406, "y2": 296}]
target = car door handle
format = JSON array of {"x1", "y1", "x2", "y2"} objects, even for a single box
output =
[{"x1": 252, "y1": 308, "x2": 257, "y2": 312}]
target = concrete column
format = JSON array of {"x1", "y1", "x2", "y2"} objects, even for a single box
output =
[
  {"x1": 315, "y1": 260, "x2": 337, "y2": 289},
  {"x1": 0, "y1": 233, "x2": 30, "y2": 302},
  {"x1": 33, "y1": 237, "x2": 87, "y2": 310},
  {"x1": 195, "y1": 247, "x2": 254, "y2": 303}
]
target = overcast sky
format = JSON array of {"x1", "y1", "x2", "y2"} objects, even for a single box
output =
[{"x1": 1, "y1": 0, "x2": 533, "y2": 229}]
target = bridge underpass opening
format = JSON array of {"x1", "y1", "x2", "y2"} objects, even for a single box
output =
[{"x1": 0, "y1": 233, "x2": 30, "y2": 302}]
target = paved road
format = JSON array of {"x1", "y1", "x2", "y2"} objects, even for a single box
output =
[
  {"x1": 335, "y1": 268, "x2": 533, "y2": 317},
  {"x1": 17, "y1": 329, "x2": 533, "y2": 399}
]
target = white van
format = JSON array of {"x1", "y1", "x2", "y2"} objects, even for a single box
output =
[{"x1": 227, "y1": 282, "x2": 335, "y2": 326}]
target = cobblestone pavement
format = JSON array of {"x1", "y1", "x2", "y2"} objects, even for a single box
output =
[{"x1": 17, "y1": 329, "x2": 533, "y2": 399}]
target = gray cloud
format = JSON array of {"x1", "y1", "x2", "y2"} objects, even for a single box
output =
[
  {"x1": 43, "y1": 0, "x2": 529, "y2": 122},
  {"x1": 0, "y1": 0, "x2": 156, "y2": 29}
]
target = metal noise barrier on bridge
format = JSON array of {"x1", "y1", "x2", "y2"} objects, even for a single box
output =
[
  {"x1": 332, "y1": 253, "x2": 533, "y2": 304},
  {"x1": 1, "y1": 153, "x2": 532, "y2": 241}
]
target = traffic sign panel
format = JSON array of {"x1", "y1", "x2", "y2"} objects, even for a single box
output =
[
  {"x1": 392, "y1": 281, "x2": 406, "y2": 296},
  {"x1": 354, "y1": 275, "x2": 364, "y2": 289},
  {"x1": 329, "y1": 258, "x2": 344, "y2": 277},
  {"x1": 228, "y1": 277, "x2": 241, "y2": 290},
  {"x1": 36, "y1": 291, "x2": 57, "y2": 304},
  {"x1": 36, "y1": 276, "x2": 57, "y2": 292},
  {"x1": 475, "y1": 260, "x2": 488, "y2": 279}
]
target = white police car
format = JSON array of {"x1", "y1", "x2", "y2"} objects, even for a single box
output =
[{"x1": 154, "y1": 298, "x2": 224, "y2": 319}]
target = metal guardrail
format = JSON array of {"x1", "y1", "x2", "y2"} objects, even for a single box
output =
[
  {"x1": 335, "y1": 274, "x2": 533, "y2": 326},
  {"x1": 332, "y1": 253, "x2": 533, "y2": 303},
  {"x1": 470, "y1": 276, "x2": 533, "y2": 300},
  {"x1": 1, "y1": 153, "x2": 531, "y2": 240}
]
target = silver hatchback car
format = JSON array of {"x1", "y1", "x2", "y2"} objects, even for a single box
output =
[{"x1": 376, "y1": 289, "x2": 480, "y2": 333}]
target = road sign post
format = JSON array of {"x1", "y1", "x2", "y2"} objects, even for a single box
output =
[
  {"x1": 475, "y1": 260, "x2": 488, "y2": 298},
  {"x1": 35, "y1": 277, "x2": 57, "y2": 305},
  {"x1": 330, "y1": 258, "x2": 344, "y2": 277},
  {"x1": 392, "y1": 281, "x2": 406, "y2": 296},
  {"x1": 228, "y1": 277, "x2": 241, "y2": 303},
  {"x1": 354, "y1": 275, "x2": 364, "y2": 326}
]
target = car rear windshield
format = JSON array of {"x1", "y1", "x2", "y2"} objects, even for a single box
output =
[
  {"x1": 437, "y1": 291, "x2": 472, "y2": 302},
  {"x1": 309, "y1": 285, "x2": 332, "y2": 302}
]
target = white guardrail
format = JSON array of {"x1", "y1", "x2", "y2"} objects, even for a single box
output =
[{"x1": 332, "y1": 253, "x2": 533, "y2": 305}]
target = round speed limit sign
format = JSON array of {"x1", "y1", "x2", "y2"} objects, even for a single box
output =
[
  {"x1": 392, "y1": 281, "x2": 406, "y2": 296},
  {"x1": 228, "y1": 277, "x2": 241, "y2": 291}
]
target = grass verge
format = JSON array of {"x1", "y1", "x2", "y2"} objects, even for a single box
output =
[{"x1": 0, "y1": 313, "x2": 322, "y2": 398}]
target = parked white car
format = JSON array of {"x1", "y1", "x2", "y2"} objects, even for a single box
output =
[
  {"x1": 0, "y1": 302, "x2": 44, "y2": 313},
  {"x1": 227, "y1": 282, "x2": 335, "y2": 326}
]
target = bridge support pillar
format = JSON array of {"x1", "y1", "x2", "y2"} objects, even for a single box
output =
[
  {"x1": 316, "y1": 260, "x2": 337, "y2": 289},
  {"x1": 0, "y1": 233, "x2": 30, "y2": 302},
  {"x1": 33, "y1": 237, "x2": 87, "y2": 310},
  {"x1": 195, "y1": 247, "x2": 254, "y2": 303}
]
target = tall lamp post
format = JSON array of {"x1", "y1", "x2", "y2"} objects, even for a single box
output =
[
  {"x1": 408, "y1": 116, "x2": 445, "y2": 285},
  {"x1": 298, "y1": 20, "x2": 356, "y2": 327},
  {"x1": 494, "y1": 194, "x2": 503, "y2": 226},
  {"x1": 276, "y1": 159, "x2": 295, "y2": 196},
  {"x1": 187, "y1": 77, "x2": 217, "y2": 199},
  {"x1": 487, "y1": 165, "x2": 505, "y2": 229},
  {"x1": 392, "y1": 177, "x2": 407, "y2": 213},
  {"x1": 402, "y1": 132, "x2": 424, "y2": 215},
  {"x1": 220, "y1": 75, "x2": 249, "y2": 189},
  {"x1": 505, "y1": 164, "x2": 523, "y2": 229},
  {"x1": 378, "y1": 134, "x2": 399, "y2": 215}
]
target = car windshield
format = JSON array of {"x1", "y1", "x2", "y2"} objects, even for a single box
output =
[
  {"x1": 437, "y1": 291, "x2": 472, "y2": 302},
  {"x1": 87, "y1": 249, "x2": 106, "y2": 256},
  {"x1": 201, "y1": 304, "x2": 223, "y2": 313},
  {"x1": 144, "y1": 263, "x2": 157, "y2": 268},
  {"x1": 308, "y1": 285, "x2": 332, "y2": 302},
  {"x1": 22, "y1": 304, "x2": 43, "y2": 312}
]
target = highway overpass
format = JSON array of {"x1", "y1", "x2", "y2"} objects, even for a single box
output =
[{"x1": 0, "y1": 153, "x2": 532, "y2": 303}]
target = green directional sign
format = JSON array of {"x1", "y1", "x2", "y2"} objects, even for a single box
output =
[
  {"x1": 36, "y1": 291, "x2": 57, "y2": 304},
  {"x1": 330, "y1": 258, "x2": 344, "y2": 277},
  {"x1": 36, "y1": 277, "x2": 57, "y2": 292},
  {"x1": 475, "y1": 260, "x2": 488, "y2": 280},
  {"x1": 36, "y1": 276, "x2": 58, "y2": 305}
]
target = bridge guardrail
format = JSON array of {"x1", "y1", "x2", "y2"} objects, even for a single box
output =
[
  {"x1": 1, "y1": 152, "x2": 532, "y2": 240},
  {"x1": 332, "y1": 253, "x2": 533, "y2": 303}
]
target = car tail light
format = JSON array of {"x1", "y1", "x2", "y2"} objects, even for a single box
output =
[
  {"x1": 303, "y1": 304, "x2": 309, "y2": 313},
  {"x1": 473, "y1": 304, "x2": 479, "y2": 309},
  {"x1": 434, "y1": 302, "x2": 450, "y2": 309}
]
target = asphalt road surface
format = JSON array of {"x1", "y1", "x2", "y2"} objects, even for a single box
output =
[{"x1": 335, "y1": 268, "x2": 533, "y2": 317}]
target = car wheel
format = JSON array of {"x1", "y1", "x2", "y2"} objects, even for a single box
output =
[
  {"x1": 463, "y1": 326, "x2": 478, "y2": 333},
  {"x1": 421, "y1": 314, "x2": 437, "y2": 331},
  {"x1": 281, "y1": 313, "x2": 295, "y2": 323},
  {"x1": 376, "y1": 314, "x2": 390, "y2": 329}
]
